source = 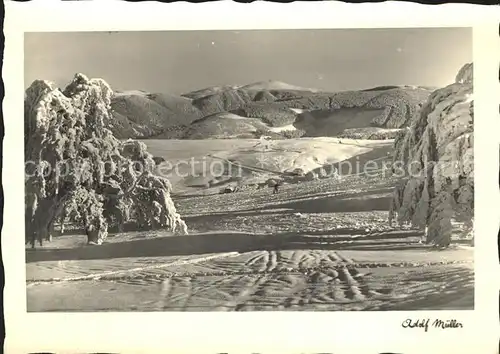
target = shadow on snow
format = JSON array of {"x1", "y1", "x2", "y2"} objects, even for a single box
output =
[{"x1": 25, "y1": 227, "x2": 428, "y2": 263}]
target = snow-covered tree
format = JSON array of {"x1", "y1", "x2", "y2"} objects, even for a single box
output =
[
  {"x1": 389, "y1": 63, "x2": 474, "y2": 247},
  {"x1": 25, "y1": 73, "x2": 187, "y2": 248}
]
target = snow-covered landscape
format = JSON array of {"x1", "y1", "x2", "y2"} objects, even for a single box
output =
[{"x1": 24, "y1": 29, "x2": 474, "y2": 312}]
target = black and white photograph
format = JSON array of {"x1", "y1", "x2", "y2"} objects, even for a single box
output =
[
  {"x1": 22, "y1": 27, "x2": 476, "y2": 312},
  {"x1": 5, "y1": 2, "x2": 500, "y2": 353}
]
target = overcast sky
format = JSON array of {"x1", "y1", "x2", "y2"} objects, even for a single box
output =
[{"x1": 25, "y1": 28, "x2": 472, "y2": 94}]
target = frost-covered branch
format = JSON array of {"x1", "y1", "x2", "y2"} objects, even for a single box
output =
[{"x1": 389, "y1": 63, "x2": 474, "y2": 247}]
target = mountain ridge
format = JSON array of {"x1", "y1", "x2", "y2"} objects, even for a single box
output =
[{"x1": 108, "y1": 80, "x2": 433, "y2": 140}]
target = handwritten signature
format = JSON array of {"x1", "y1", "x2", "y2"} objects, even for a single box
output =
[{"x1": 402, "y1": 318, "x2": 463, "y2": 332}]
